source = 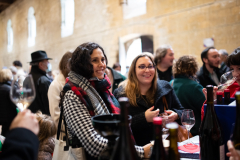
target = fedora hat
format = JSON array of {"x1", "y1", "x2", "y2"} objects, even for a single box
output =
[{"x1": 29, "y1": 50, "x2": 52, "y2": 63}]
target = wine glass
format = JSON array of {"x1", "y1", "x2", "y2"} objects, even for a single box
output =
[
  {"x1": 181, "y1": 109, "x2": 195, "y2": 144},
  {"x1": 10, "y1": 75, "x2": 36, "y2": 111},
  {"x1": 218, "y1": 71, "x2": 236, "y2": 91},
  {"x1": 160, "y1": 116, "x2": 169, "y2": 140}
]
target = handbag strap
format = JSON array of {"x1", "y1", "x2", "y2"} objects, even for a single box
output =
[
  {"x1": 56, "y1": 93, "x2": 70, "y2": 151},
  {"x1": 56, "y1": 102, "x2": 64, "y2": 140},
  {"x1": 63, "y1": 114, "x2": 70, "y2": 151},
  {"x1": 162, "y1": 96, "x2": 169, "y2": 111}
]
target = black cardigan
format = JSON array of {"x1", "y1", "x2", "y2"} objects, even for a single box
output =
[
  {"x1": 0, "y1": 128, "x2": 39, "y2": 160},
  {"x1": 0, "y1": 81, "x2": 18, "y2": 136},
  {"x1": 113, "y1": 80, "x2": 184, "y2": 146}
]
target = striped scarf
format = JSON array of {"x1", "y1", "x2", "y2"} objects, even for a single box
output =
[{"x1": 64, "y1": 71, "x2": 120, "y2": 116}]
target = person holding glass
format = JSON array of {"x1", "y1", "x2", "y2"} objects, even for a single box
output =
[
  {"x1": 61, "y1": 42, "x2": 151, "y2": 159},
  {"x1": 225, "y1": 47, "x2": 240, "y2": 96},
  {"x1": 201, "y1": 47, "x2": 240, "y2": 119},
  {"x1": 0, "y1": 69, "x2": 18, "y2": 136},
  {"x1": 113, "y1": 53, "x2": 184, "y2": 146},
  {"x1": 171, "y1": 55, "x2": 205, "y2": 136}
]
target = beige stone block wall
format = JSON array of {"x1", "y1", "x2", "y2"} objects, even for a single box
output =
[{"x1": 0, "y1": 0, "x2": 240, "y2": 72}]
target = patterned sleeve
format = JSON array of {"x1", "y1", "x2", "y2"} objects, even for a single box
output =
[
  {"x1": 63, "y1": 90, "x2": 145, "y2": 158},
  {"x1": 63, "y1": 90, "x2": 108, "y2": 157}
]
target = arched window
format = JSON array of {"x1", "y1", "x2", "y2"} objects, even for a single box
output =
[
  {"x1": 60, "y1": 0, "x2": 75, "y2": 37},
  {"x1": 122, "y1": 0, "x2": 147, "y2": 19},
  {"x1": 7, "y1": 19, "x2": 13, "y2": 52},
  {"x1": 28, "y1": 7, "x2": 36, "y2": 47}
]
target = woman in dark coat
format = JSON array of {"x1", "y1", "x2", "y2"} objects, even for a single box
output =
[
  {"x1": 113, "y1": 53, "x2": 184, "y2": 146},
  {"x1": 0, "y1": 69, "x2": 18, "y2": 136}
]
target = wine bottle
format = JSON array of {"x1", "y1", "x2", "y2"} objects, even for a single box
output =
[
  {"x1": 232, "y1": 92, "x2": 240, "y2": 154},
  {"x1": 150, "y1": 117, "x2": 166, "y2": 160},
  {"x1": 217, "y1": 91, "x2": 223, "y2": 104},
  {"x1": 166, "y1": 122, "x2": 180, "y2": 160},
  {"x1": 224, "y1": 89, "x2": 230, "y2": 104},
  {"x1": 110, "y1": 97, "x2": 141, "y2": 160},
  {"x1": 199, "y1": 85, "x2": 225, "y2": 160}
]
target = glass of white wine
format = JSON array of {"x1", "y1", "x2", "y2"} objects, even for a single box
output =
[
  {"x1": 10, "y1": 75, "x2": 36, "y2": 111},
  {"x1": 181, "y1": 109, "x2": 195, "y2": 144},
  {"x1": 218, "y1": 71, "x2": 236, "y2": 91}
]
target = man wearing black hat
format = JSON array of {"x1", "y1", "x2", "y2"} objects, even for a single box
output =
[
  {"x1": 197, "y1": 47, "x2": 223, "y2": 88},
  {"x1": 26, "y1": 50, "x2": 52, "y2": 115}
]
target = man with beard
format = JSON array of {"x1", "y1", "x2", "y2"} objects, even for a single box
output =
[
  {"x1": 197, "y1": 47, "x2": 222, "y2": 87},
  {"x1": 154, "y1": 44, "x2": 174, "y2": 82}
]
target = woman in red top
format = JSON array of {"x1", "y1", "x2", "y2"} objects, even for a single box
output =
[{"x1": 201, "y1": 47, "x2": 240, "y2": 120}]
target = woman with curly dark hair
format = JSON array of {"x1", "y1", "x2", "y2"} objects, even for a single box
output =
[
  {"x1": 171, "y1": 55, "x2": 205, "y2": 136},
  {"x1": 61, "y1": 42, "x2": 150, "y2": 159}
]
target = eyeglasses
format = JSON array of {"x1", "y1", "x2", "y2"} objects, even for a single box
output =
[{"x1": 138, "y1": 65, "x2": 155, "y2": 70}]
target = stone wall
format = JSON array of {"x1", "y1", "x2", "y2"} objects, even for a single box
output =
[{"x1": 0, "y1": 0, "x2": 240, "y2": 71}]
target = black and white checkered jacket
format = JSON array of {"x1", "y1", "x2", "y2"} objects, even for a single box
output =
[{"x1": 63, "y1": 90, "x2": 145, "y2": 158}]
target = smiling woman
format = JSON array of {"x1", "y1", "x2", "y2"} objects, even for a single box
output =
[
  {"x1": 91, "y1": 48, "x2": 107, "y2": 80},
  {"x1": 113, "y1": 53, "x2": 184, "y2": 146},
  {"x1": 60, "y1": 42, "x2": 147, "y2": 159}
]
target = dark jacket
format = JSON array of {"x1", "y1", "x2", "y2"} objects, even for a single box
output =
[
  {"x1": 197, "y1": 64, "x2": 223, "y2": 88},
  {"x1": 27, "y1": 66, "x2": 52, "y2": 115},
  {"x1": 220, "y1": 62, "x2": 230, "y2": 74},
  {"x1": 157, "y1": 67, "x2": 173, "y2": 82},
  {"x1": 0, "y1": 128, "x2": 39, "y2": 160},
  {"x1": 172, "y1": 75, "x2": 206, "y2": 136},
  {"x1": 0, "y1": 81, "x2": 18, "y2": 136},
  {"x1": 113, "y1": 80, "x2": 184, "y2": 146},
  {"x1": 108, "y1": 67, "x2": 126, "y2": 93}
]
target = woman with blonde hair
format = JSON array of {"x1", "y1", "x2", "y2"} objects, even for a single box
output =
[
  {"x1": 171, "y1": 55, "x2": 205, "y2": 136},
  {"x1": 114, "y1": 53, "x2": 184, "y2": 146},
  {"x1": 0, "y1": 69, "x2": 18, "y2": 136}
]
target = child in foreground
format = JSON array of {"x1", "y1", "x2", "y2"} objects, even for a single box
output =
[{"x1": 36, "y1": 112, "x2": 57, "y2": 160}]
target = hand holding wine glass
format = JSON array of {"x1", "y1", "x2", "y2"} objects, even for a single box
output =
[
  {"x1": 218, "y1": 71, "x2": 236, "y2": 91},
  {"x1": 181, "y1": 109, "x2": 195, "y2": 144},
  {"x1": 10, "y1": 75, "x2": 36, "y2": 111}
]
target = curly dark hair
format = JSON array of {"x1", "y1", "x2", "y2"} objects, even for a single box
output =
[
  {"x1": 172, "y1": 55, "x2": 198, "y2": 77},
  {"x1": 226, "y1": 47, "x2": 240, "y2": 67},
  {"x1": 70, "y1": 42, "x2": 108, "y2": 79}
]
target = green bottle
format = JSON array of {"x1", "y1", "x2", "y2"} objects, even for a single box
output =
[{"x1": 167, "y1": 122, "x2": 180, "y2": 160}]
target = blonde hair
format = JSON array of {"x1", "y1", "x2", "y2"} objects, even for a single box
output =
[
  {"x1": 121, "y1": 53, "x2": 158, "y2": 107},
  {"x1": 0, "y1": 69, "x2": 12, "y2": 83},
  {"x1": 36, "y1": 112, "x2": 57, "y2": 142}
]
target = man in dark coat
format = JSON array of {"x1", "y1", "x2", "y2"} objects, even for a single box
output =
[
  {"x1": 26, "y1": 50, "x2": 52, "y2": 115},
  {"x1": 154, "y1": 44, "x2": 174, "y2": 82},
  {"x1": 197, "y1": 47, "x2": 223, "y2": 88},
  {"x1": 219, "y1": 49, "x2": 230, "y2": 74}
]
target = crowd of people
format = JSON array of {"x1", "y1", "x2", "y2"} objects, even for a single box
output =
[{"x1": 0, "y1": 42, "x2": 240, "y2": 160}]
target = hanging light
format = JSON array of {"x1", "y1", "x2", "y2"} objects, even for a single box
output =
[{"x1": 120, "y1": 0, "x2": 127, "y2": 5}]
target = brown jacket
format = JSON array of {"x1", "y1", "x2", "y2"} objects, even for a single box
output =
[{"x1": 38, "y1": 137, "x2": 55, "y2": 160}]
